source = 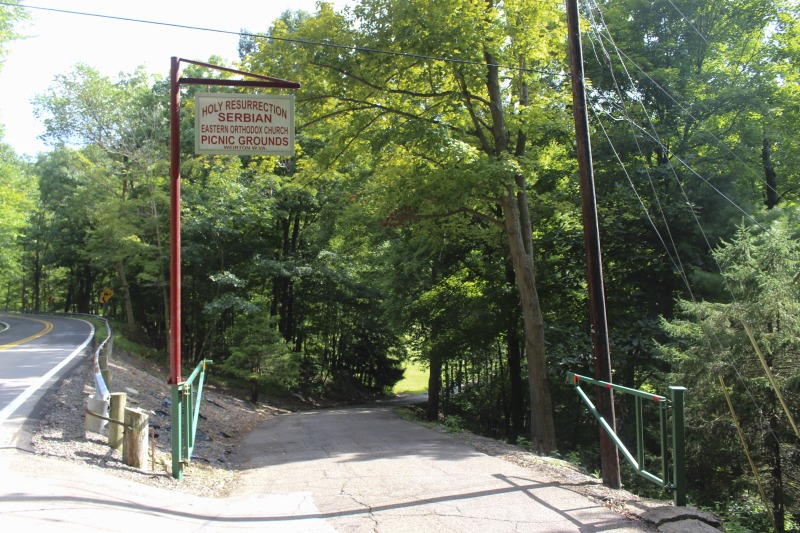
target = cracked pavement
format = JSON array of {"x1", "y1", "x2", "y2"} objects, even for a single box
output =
[
  {"x1": 0, "y1": 396, "x2": 654, "y2": 531},
  {"x1": 227, "y1": 398, "x2": 650, "y2": 532}
]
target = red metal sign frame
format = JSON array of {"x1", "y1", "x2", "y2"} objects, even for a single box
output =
[{"x1": 169, "y1": 57, "x2": 300, "y2": 385}]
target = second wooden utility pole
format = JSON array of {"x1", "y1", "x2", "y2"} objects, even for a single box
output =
[{"x1": 565, "y1": 0, "x2": 622, "y2": 489}]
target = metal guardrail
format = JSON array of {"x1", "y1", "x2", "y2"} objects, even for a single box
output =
[
  {"x1": 566, "y1": 372, "x2": 687, "y2": 506},
  {"x1": 5, "y1": 309, "x2": 215, "y2": 479},
  {"x1": 171, "y1": 359, "x2": 213, "y2": 479}
]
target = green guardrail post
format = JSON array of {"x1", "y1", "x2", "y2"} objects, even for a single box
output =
[
  {"x1": 670, "y1": 386, "x2": 687, "y2": 506},
  {"x1": 170, "y1": 359, "x2": 212, "y2": 480},
  {"x1": 191, "y1": 361, "x2": 210, "y2": 454},
  {"x1": 660, "y1": 401, "x2": 668, "y2": 491},
  {"x1": 635, "y1": 396, "x2": 644, "y2": 470},
  {"x1": 184, "y1": 384, "x2": 193, "y2": 458},
  {"x1": 171, "y1": 383, "x2": 183, "y2": 480}
]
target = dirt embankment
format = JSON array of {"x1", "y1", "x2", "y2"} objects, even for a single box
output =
[{"x1": 28, "y1": 350, "x2": 297, "y2": 497}]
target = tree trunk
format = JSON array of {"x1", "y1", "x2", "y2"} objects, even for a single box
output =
[
  {"x1": 21, "y1": 273, "x2": 26, "y2": 312},
  {"x1": 762, "y1": 137, "x2": 778, "y2": 210},
  {"x1": 33, "y1": 248, "x2": 41, "y2": 313},
  {"x1": 64, "y1": 267, "x2": 74, "y2": 313},
  {"x1": 501, "y1": 188, "x2": 556, "y2": 452},
  {"x1": 427, "y1": 352, "x2": 442, "y2": 422},
  {"x1": 426, "y1": 260, "x2": 443, "y2": 422},
  {"x1": 148, "y1": 191, "x2": 170, "y2": 352},
  {"x1": 768, "y1": 395, "x2": 785, "y2": 532},
  {"x1": 78, "y1": 264, "x2": 93, "y2": 314},
  {"x1": 116, "y1": 260, "x2": 136, "y2": 332},
  {"x1": 481, "y1": 47, "x2": 556, "y2": 452},
  {"x1": 506, "y1": 327, "x2": 525, "y2": 443},
  {"x1": 505, "y1": 259, "x2": 525, "y2": 443}
]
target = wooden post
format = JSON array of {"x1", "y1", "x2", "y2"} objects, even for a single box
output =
[
  {"x1": 565, "y1": 0, "x2": 621, "y2": 488},
  {"x1": 101, "y1": 368, "x2": 113, "y2": 390},
  {"x1": 101, "y1": 337, "x2": 114, "y2": 367},
  {"x1": 108, "y1": 392, "x2": 126, "y2": 451},
  {"x1": 123, "y1": 407, "x2": 149, "y2": 470}
]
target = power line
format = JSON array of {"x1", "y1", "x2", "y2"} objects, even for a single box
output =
[
  {"x1": 582, "y1": 0, "x2": 694, "y2": 301},
  {"x1": 581, "y1": 0, "x2": 767, "y2": 231},
  {"x1": 1, "y1": 1, "x2": 557, "y2": 76},
  {"x1": 581, "y1": 0, "x2": 785, "y2": 451}
]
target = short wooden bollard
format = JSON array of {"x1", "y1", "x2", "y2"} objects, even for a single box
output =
[
  {"x1": 101, "y1": 368, "x2": 113, "y2": 390},
  {"x1": 98, "y1": 347, "x2": 108, "y2": 371},
  {"x1": 108, "y1": 393, "x2": 126, "y2": 451},
  {"x1": 123, "y1": 407, "x2": 149, "y2": 470}
]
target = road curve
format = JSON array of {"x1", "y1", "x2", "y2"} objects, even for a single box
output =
[{"x1": 0, "y1": 313, "x2": 94, "y2": 441}]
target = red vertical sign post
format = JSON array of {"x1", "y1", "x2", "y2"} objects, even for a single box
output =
[{"x1": 169, "y1": 57, "x2": 300, "y2": 479}]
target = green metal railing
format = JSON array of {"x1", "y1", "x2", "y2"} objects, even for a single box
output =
[
  {"x1": 566, "y1": 372, "x2": 686, "y2": 506},
  {"x1": 171, "y1": 359, "x2": 213, "y2": 479}
]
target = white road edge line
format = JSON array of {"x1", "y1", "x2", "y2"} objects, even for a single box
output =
[{"x1": 0, "y1": 319, "x2": 96, "y2": 426}]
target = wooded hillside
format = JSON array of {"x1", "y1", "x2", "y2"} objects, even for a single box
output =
[{"x1": 1, "y1": 1, "x2": 798, "y2": 530}]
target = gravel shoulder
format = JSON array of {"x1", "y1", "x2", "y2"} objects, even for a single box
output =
[{"x1": 26, "y1": 349, "x2": 289, "y2": 497}]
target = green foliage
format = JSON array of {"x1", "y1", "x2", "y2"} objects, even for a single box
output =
[
  {"x1": 709, "y1": 494, "x2": 777, "y2": 533},
  {"x1": 443, "y1": 414, "x2": 466, "y2": 433},
  {"x1": 220, "y1": 311, "x2": 299, "y2": 402},
  {"x1": 0, "y1": 144, "x2": 34, "y2": 297},
  {"x1": 107, "y1": 323, "x2": 161, "y2": 361},
  {"x1": 0, "y1": 1, "x2": 26, "y2": 70},
  {"x1": 659, "y1": 216, "x2": 800, "y2": 530},
  {"x1": 515, "y1": 435, "x2": 533, "y2": 451}
]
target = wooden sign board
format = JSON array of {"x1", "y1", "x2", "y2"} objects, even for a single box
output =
[{"x1": 195, "y1": 93, "x2": 295, "y2": 156}]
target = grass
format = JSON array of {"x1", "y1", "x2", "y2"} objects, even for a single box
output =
[
  {"x1": 393, "y1": 360, "x2": 428, "y2": 394},
  {"x1": 79, "y1": 316, "x2": 111, "y2": 344}
]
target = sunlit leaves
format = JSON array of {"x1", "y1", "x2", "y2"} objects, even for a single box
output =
[
  {"x1": 0, "y1": 144, "x2": 34, "y2": 279},
  {"x1": 0, "y1": 1, "x2": 26, "y2": 70}
]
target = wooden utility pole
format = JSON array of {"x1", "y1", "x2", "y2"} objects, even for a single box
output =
[{"x1": 565, "y1": 0, "x2": 622, "y2": 488}]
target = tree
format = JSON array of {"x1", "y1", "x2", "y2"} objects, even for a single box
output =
[
  {"x1": 0, "y1": 143, "x2": 35, "y2": 307},
  {"x1": 584, "y1": 0, "x2": 798, "y2": 242},
  {"x1": 243, "y1": 0, "x2": 569, "y2": 452},
  {"x1": 0, "y1": 1, "x2": 26, "y2": 70},
  {"x1": 34, "y1": 65, "x2": 171, "y2": 334},
  {"x1": 0, "y1": 1, "x2": 31, "y2": 308},
  {"x1": 221, "y1": 311, "x2": 299, "y2": 402},
  {"x1": 660, "y1": 216, "x2": 800, "y2": 531}
]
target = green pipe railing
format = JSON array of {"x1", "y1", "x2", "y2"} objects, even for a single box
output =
[
  {"x1": 171, "y1": 359, "x2": 213, "y2": 480},
  {"x1": 566, "y1": 372, "x2": 686, "y2": 506}
]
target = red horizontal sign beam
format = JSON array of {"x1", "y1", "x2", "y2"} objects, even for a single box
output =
[
  {"x1": 179, "y1": 78, "x2": 301, "y2": 89},
  {"x1": 178, "y1": 58, "x2": 297, "y2": 85}
]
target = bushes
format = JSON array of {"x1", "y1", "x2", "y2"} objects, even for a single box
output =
[{"x1": 220, "y1": 313, "x2": 299, "y2": 403}]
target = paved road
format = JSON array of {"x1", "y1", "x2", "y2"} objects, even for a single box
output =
[
  {"x1": 0, "y1": 315, "x2": 650, "y2": 531},
  {"x1": 229, "y1": 401, "x2": 648, "y2": 532},
  {"x1": 0, "y1": 314, "x2": 94, "y2": 442},
  {"x1": 0, "y1": 398, "x2": 649, "y2": 532}
]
